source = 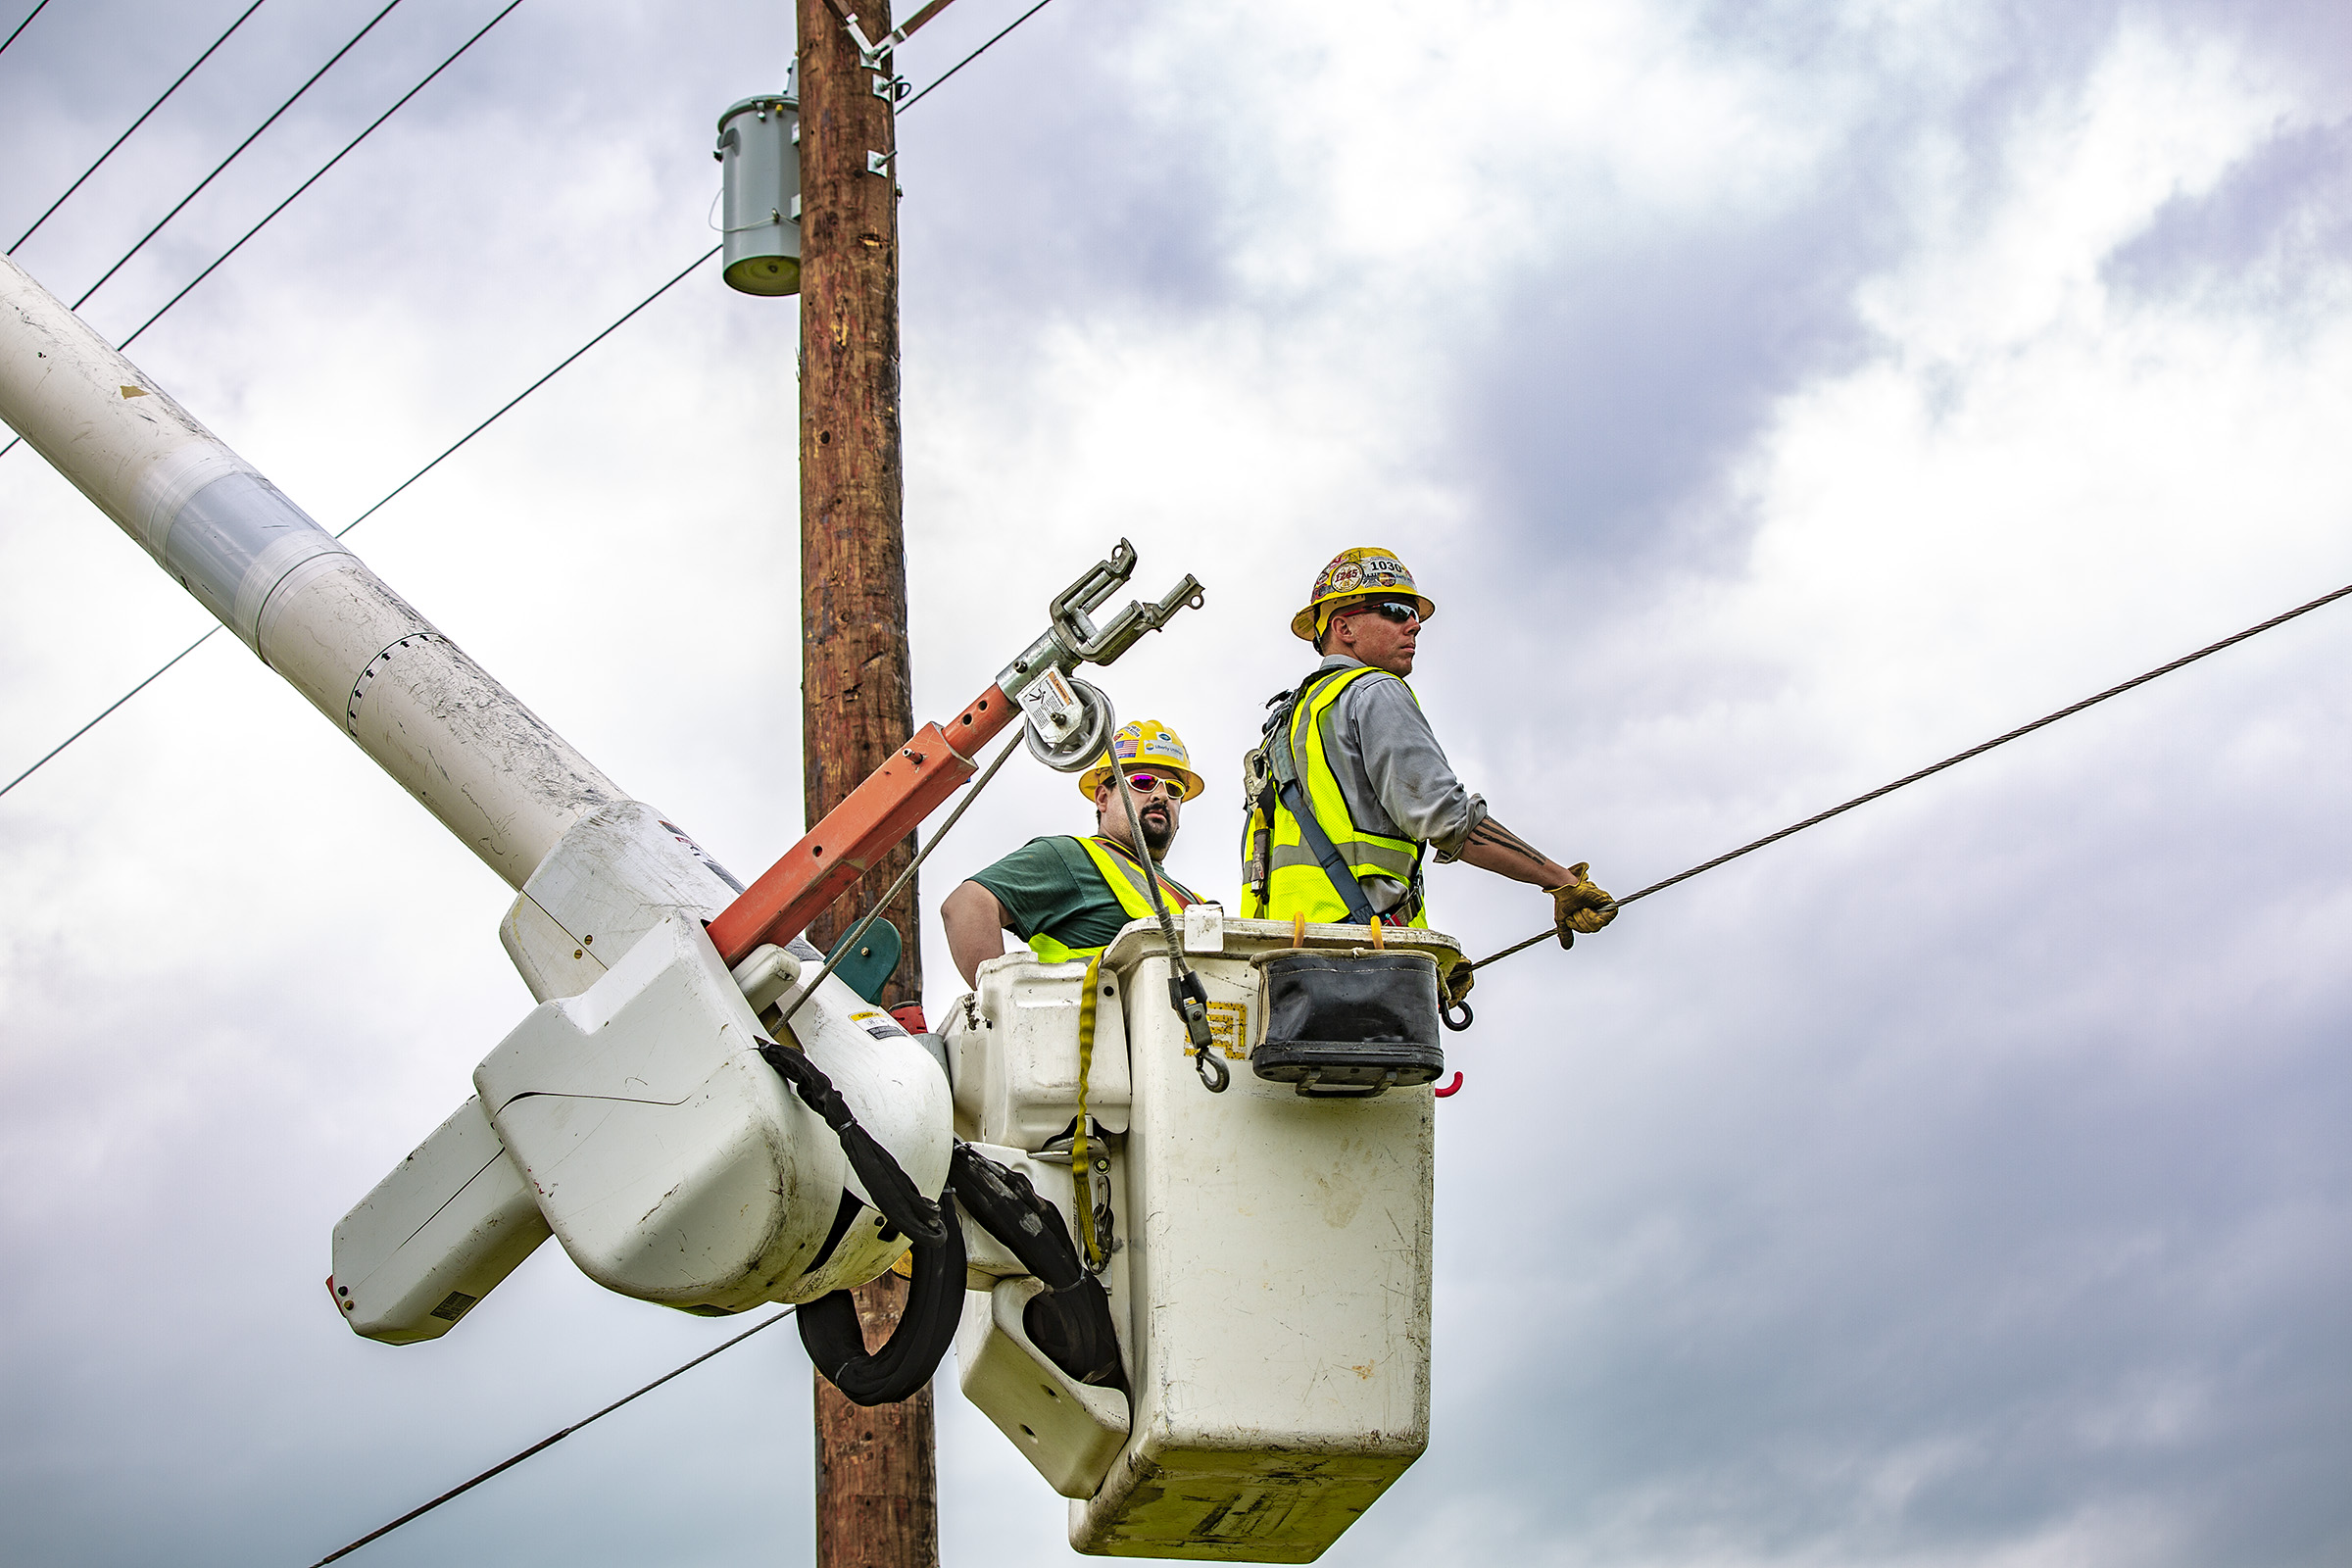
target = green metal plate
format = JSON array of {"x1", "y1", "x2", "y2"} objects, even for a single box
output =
[{"x1": 826, "y1": 918, "x2": 903, "y2": 1004}]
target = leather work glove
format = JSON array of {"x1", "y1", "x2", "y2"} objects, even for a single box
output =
[
  {"x1": 1549, "y1": 862, "x2": 1617, "y2": 946},
  {"x1": 1445, "y1": 961, "x2": 1476, "y2": 1008}
]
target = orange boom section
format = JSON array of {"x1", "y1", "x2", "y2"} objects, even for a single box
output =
[{"x1": 708, "y1": 686, "x2": 1016, "y2": 966}]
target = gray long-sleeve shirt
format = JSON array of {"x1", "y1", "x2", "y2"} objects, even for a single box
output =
[{"x1": 1301, "y1": 655, "x2": 1488, "y2": 914}]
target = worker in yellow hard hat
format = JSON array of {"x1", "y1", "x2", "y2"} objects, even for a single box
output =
[
  {"x1": 1241, "y1": 548, "x2": 1616, "y2": 1000},
  {"x1": 944, "y1": 718, "x2": 1209, "y2": 986}
]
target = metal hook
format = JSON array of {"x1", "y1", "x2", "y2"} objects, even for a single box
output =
[{"x1": 1433, "y1": 1071, "x2": 1464, "y2": 1099}]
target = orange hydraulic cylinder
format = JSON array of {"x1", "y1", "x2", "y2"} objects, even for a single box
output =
[{"x1": 709, "y1": 685, "x2": 1017, "y2": 966}]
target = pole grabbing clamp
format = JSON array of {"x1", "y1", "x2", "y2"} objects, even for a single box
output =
[
  {"x1": 998, "y1": 537, "x2": 1208, "y2": 699},
  {"x1": 1053, "y1": 545, "x2": 1205, "y2": 667}
]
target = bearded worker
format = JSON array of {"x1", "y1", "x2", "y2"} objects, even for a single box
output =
[
  {"x1": 944, "y1": 719, "x2": 1207, "y2": 988},
  {"x1": 1241, "y1": 549, "x2": 1617, "y2": 997}
]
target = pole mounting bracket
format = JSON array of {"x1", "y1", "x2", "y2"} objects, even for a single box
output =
[{"x1": 823, "y1": 0, "x2": 962, "y2": 73}]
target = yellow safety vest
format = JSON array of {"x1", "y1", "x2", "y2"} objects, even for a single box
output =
[
  {"x1": 1027, "y1": 836, "x2": 1201, "y2": 963},
  {"x1": 1240, "y1": 664, "x2": 1430, "y2": 927}
]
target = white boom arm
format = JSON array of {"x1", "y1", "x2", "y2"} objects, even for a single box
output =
[
  {"x1": 0, "y1": 255, "x2": 952, "y2": 1341},
  {"x1": 0, "y1": 254, "x2": 619, "y2": 886}
]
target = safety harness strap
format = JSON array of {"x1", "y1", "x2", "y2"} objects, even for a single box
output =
[
  {"x1": 1278, "y1": 772, "x2": 1378, "y2": 924},
  {"x1": 1263, "y1": 663, "x2": 1391, "y2": 925}
]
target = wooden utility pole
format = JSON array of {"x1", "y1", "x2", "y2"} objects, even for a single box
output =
[{"x1": 796, "y1": 1, "x2": 938, "y2": 1565}]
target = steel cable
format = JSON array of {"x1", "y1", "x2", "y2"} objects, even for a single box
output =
[
  {"x1": 900, "y1": 0, "x2": 1057, "y2": 110},
  {"x1": 1466, "y1": 578, "x2": 2352, "y2": 971},
  {"x1": 305, "y1": 1306, "x2": 798, "y2": 1567},
  {"x1": 107, "y1": 0, "x2": 526, "y2": 356},
  {"x1": 773, "y1": 722, "x2": 1023, "y2": 1031},
  {"x1": 68, "y1": 0, "x2": 407, "y2": 314},
  {"x1": 8, "y1": 0, "x2": 271, "y2": 256},
  {"x1": 0, "y1": 0, "x2": 49, "y2": 63},
  {"x1": 0, "y1": 0, "x2": 510, "y2": 466}
]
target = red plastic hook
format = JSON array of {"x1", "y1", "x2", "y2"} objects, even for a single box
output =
[{"x1": 1433, "y1": 1071, "x2": 1464, "y2": 1099}]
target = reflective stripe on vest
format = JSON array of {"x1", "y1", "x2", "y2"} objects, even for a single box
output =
[
  {"x1": 1027, "y1": 836, "x2": 1201, "y2": 963},
  {"x1": 1238, "y1": 664, "x2": 1430, "y2": 928}
]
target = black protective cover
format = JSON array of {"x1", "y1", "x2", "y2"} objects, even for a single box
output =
[
  {"x1": 798, "y1": 1190, "x2": 967, "y2": 1406},
  {"x1": 1251, "y1": 951, "x2": 1446, "y2": 1092}
]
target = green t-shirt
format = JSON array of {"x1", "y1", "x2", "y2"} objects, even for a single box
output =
[{"x1": 969, "y1": 836, "x2": 1195, "y2": 955}]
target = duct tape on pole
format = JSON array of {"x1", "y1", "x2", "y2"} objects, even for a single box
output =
[{"x1": 716, "y1": 74, "x2": 802, "y2": 297}]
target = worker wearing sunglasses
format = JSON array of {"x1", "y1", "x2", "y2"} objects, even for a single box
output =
[
  {"x1": 944, "y1": 718, "x2": 1208, "y2": 986},
  {"x1": 1242, "y1": 548, "x2": 1616, "y2": 1006}
]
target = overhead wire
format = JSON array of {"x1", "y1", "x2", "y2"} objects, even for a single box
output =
[
  {"x1": 8, "y1": 0, "x2": 272, "y2": 257},
  {"x1": 68, "y1": 0, "x2": 407, "y2": 314},
  {"x1": 900, "y1": 0, "x2": 1057, "y2": 110},
  {"x1": 0, "y1": 0, "x2": 49, "y2": 63},
  {"x1": 1, "y1": 0, "x2": 1054, "y2": 796},
  {"x1": 110, "y1": 0, "x2": 525, "y2": 356},
  {"x1": 1465, "y1": 577, "x2": 2352, "y2": 972},
  {"x1": 0, "y1": 0, "x2": 510, "y2": 466},
  {"x1": 306, "y1": 1305, "x2": 799, "y2": 1568}
]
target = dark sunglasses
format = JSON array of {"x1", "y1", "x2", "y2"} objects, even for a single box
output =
[
  {"x1": 1345, "y1": 598, "x2": 1421, "y2": 626},
  {"x1": 1121, "y1": 770, "x2": 1188, "y2": 800}
]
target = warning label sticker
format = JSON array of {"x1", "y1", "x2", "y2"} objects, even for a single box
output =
[{"x1": 1192, "y1": 1000, "x2": 1248, "y2": 1060}]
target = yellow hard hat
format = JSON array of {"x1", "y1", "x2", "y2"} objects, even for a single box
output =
[
  {"x1": 1290, "y1": 547, "x2": 1437, "y2": 643},
  {"x1": 1079, "y1": 718, "x2": 1204, "y2": 802}
]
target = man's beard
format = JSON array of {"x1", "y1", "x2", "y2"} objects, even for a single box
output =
[{"x1": 1137, "y1": 806, "x2": 1175, "y2": 856}]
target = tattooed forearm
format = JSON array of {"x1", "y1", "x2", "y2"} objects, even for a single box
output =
[{"x1": 1465, "y1": 816, "x2": 1552, "y2": 868}]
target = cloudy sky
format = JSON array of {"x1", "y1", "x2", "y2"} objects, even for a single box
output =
[{"x1": 2, "y1": 0, "x2": 2347, "y2": 1564}]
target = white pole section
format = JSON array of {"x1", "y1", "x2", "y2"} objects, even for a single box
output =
[{"x1": 0, "y1": 255, "x2": 621, "y2": 889}]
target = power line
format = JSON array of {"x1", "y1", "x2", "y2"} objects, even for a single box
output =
[
  {"x1": 69, "y1": 0, "x2": 407, "y2": 314},
  {"x1": 901, "y1": 0, "x2": 1058, "y2": 110},
  {"x1": 112, "y1": 0, "x2": 525, "y2": 356},
  {"x1": 329, "y1": 241, "x2": 720, "y2": 542},
  {"x1": 307, "y1": 1306, "x2": 798, "y2": 1567},
  {"x1": 1467, "y1": 577, "x2": 2352, "y2": 972},
  {"x1": 0, "y1": 628, "x2": 219, "y2": 801},
  {"x1": 1613, "y1": 578, "x2": 2352, "y2": 906},
  {"x1": 0, "y1": 242, "x2": 718, "y2": 802},
  {"x1": 8, "y1": 0, "x2": 271, "y2": 257},
  {"x1": 0, "y1": 0, "x2": 50, "y2": 63},
  {"x1": 0, "y1": 0, "x2": 512, "y2": 461}
]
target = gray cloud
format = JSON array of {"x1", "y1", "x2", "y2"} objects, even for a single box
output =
[
  {"x1": 2108, "y1": 121, "x2": 2352, "y2": 311},
  {"x1": 2, "y1": 2, "x2": 2348, "y2": 1566}
]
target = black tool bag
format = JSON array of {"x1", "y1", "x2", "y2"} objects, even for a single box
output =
[{"x1": 1251, "y1": 952, "x2": 1446, "y2": 1098}]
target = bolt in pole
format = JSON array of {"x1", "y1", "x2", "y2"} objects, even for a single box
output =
[{"x1": 795, "y1": 2, "x2": 940, "y2": 1564}]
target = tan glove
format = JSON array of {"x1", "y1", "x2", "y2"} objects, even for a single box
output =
[
  {"x1": 1548, "y1": 862, "x2": 1617, "y2": 946},
  {"x1": 1445, "y1": 961, "x2": 1476, "y2": 1008}
]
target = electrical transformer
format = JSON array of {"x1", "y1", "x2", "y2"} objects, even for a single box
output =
[{"x1": 716, "y1": 72, "x2": 802, "y2": 297}]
